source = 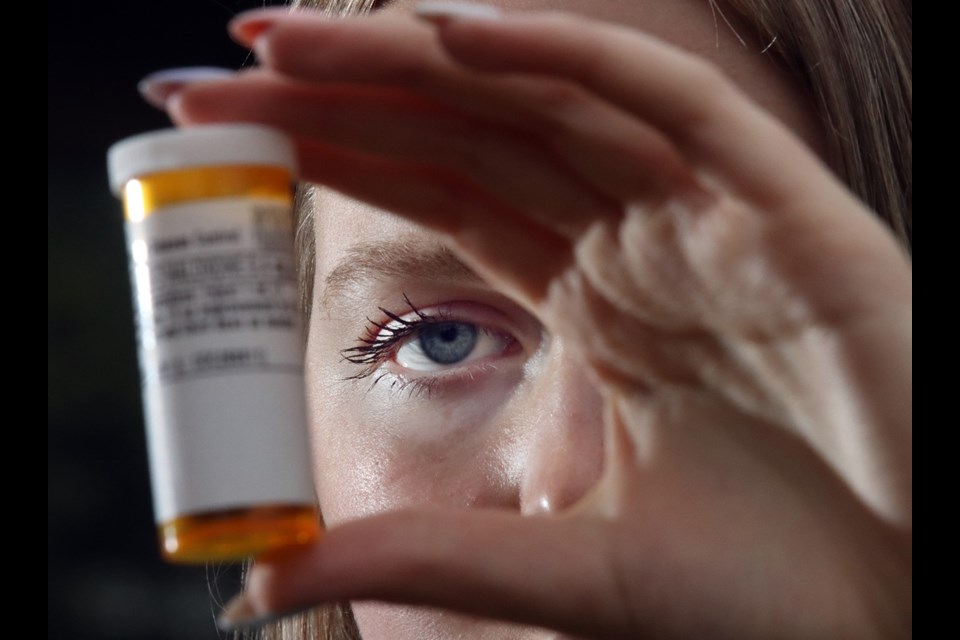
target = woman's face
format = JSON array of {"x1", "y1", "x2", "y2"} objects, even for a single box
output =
[{"x1": 304, "y1": 1, "x2": 824, "y2": 638}]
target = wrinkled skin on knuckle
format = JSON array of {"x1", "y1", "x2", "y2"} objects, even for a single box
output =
[
  {"x1": 539, "y1": 213, "x2": 715, "y2": 391},
  {"x1": 537, "y1": 195, "x2": 817, "y2": 409},
  {"x1": 624, "y1": 195, "x2": 820, "y2": 340}
]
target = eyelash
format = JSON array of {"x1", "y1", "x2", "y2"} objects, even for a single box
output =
[{"x1": 340, "y1": 294, "x2": 443, "y2": 383}]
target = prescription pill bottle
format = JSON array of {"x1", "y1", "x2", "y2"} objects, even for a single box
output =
[{"x1": 107, "y1": 124, "x2": 320, "y2": 564}]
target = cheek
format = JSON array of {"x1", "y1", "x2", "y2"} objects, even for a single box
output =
[{"x1": 305, "y1": 339, "x2": 524, "y2": 525}]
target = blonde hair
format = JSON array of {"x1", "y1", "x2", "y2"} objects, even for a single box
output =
[{"x1": 249, "y1": 1, "x2": 912, "y2": 638}]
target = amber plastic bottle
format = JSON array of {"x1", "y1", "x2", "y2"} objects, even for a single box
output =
[{"x1": 108, "y1": 125, "x2": 320, "y2": 564}]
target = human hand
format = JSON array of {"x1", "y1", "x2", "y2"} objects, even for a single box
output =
[{"x1": 161, "y1": 5, "x2": 911, "y2": 638}]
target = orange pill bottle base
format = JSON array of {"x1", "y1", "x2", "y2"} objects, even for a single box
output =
[{"x1": 159, "y1": 505, "x2": 321, "y2": 564}]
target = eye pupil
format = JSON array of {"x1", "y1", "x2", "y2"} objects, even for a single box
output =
[{"x1": 418, "y1": 323, "x2": 478, "y2": 364}]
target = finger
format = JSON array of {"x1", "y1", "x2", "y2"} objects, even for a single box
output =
[
  {"x1": 169, "y1": 71, "x2": 620, "y2": 239},
  {"x1": 294, "y1": 137, "x2": 574, "y2": 306},
  {"x1": 229, "y1": 10, "x2": 705, "y2": 204},
  {"x1": 169, "y1": 76, "x2": 574, "y2": 304},
  {"x1": 137, "y1": 66, "x2": 234, "y2": 109},
  {"x1": 420, "y1": 8, "x2": 845, "y2": 211},
  {"x1": 219, "y1": 508, "x2": 637, "y2": 639}
]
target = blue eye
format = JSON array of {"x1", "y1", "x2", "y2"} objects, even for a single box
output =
[
  {"x1": 394, "y1": 321, "x2": 508, "y2": 373},
  {"x1": 416, "y1": 323, "x2": 479, "y2": 364}
]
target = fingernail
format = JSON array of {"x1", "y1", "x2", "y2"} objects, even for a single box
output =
[
  {"x1": 216, "y1": 593, "x2": 259, "y2": 631},
  {"x1": 216, "y1": 593, "x2": 315, "y2": 632},
  {"x1": 137, "y1": 67, "x2": 234, "y2": 110},
  {"x1": 229, "y1": 8, "x2": 290, "y2": 45},
  {"x1": 414, "y1": 1, "x2": 502, "y2": 24}
]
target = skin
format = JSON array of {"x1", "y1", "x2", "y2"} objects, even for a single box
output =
[{"x1": 160, "y1": 1, "x2": 911, "y2": 638}]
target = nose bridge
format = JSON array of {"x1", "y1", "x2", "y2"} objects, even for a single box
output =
[{"x1": 517, "y1": 341, "x2": 605, "y2": 515}]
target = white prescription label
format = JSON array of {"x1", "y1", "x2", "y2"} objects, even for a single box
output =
[{"x1": 126, "y1": 197, "x2": 316, "y2": 523}]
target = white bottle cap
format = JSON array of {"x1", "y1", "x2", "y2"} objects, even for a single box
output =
[{"x1": 107, "y1": 124, "x2": 298, "y2": 196}]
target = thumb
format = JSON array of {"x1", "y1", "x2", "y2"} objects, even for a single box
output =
[{"x1": 217, "y1": 507, "x2": 632, "y2": 638}]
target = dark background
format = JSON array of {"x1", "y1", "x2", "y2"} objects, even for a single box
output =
[{"x1": 49, "y1": 2, "x2": 286, "y2": 638}]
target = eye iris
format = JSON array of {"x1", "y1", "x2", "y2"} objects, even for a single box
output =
[{"x1": 418, "y1": 323, "x2": 478, "y2": 364}]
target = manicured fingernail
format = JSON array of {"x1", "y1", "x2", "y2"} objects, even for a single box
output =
[
  {"x1": 216, "y1": 593, "x2": 259, "y2": 631},
  {"x1": 216, "y1": 593, "x2": 315, "y2": 632},
  {"x1": 414, "y1": 1, "x2": 502, "y2": 23},
  {"x1": 137, "y1": 67, "x2": 234, "y2": 110},
  {"x1": 229, "y1": 8, "x2": 290, "y2": 45}
]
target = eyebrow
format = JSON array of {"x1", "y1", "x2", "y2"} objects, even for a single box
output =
[{"x1": 321, "y1": 240, "x2": 484, "y2": 307}]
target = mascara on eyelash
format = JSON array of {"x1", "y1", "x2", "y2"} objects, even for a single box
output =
[
  {"x1": 340, "y1": 296, "x2": 508, "y2": 383},
  {"x1": 340, "y1": 295, "x2": 437, "y2": 378}
]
